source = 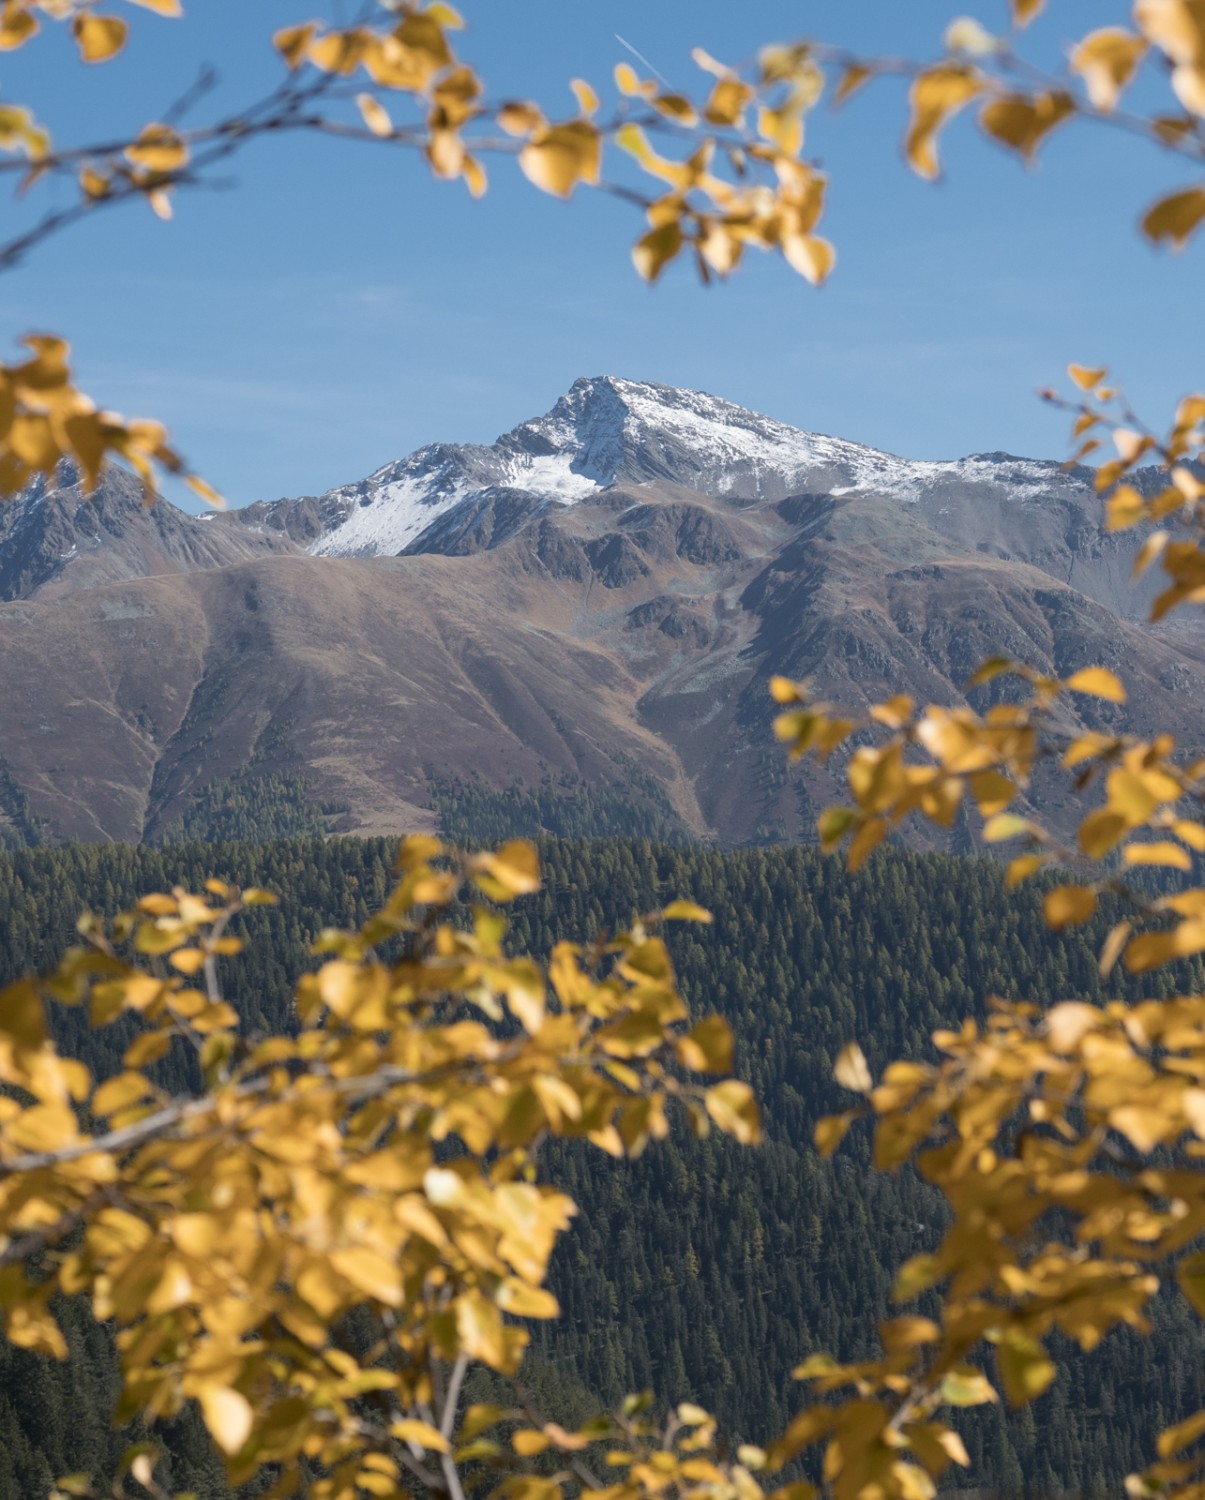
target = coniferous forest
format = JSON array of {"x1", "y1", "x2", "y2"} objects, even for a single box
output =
[{"x1": 0, "y1": 833, "x2": 1200, "y2": 1499}]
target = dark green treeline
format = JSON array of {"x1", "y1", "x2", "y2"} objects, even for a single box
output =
[{"x1": 0, "y1": 836, "x2": 1200, "y2": 1499}]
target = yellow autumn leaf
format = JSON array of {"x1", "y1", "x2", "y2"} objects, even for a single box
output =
[
  {"x1": 662, "y1": 900, "x2": 712, "y2": 922},
  {"x1": 92, "y1": 1071, "x2": 151, "y2": 1116},
  {"x1": 633, "y1": 220, "x2": 683, "y2": 283},
  {"x1": 940, "y1": 1368, "x2": 998, "y2": 1406},
  {"x1": 329, "y1": 1246, "x2": 402, "y2": 1305},
  {"x1": 497, "y1": 1281, "x2": 559, "y2": 1318},
  {"x1": 513, "y1": 1429, "x2": 551, "y2": 1456},
  {"x1": 994, "y1": 1332, "x2": 1056, "y2": 1406},
  {"x1": 0, "y1": 978, "x2": 45, "y2": 1048},
  {"x1": 1179, "y1": 1252, "x2": 1205, "y2": 1318},
  {"x1": 465, "y1": 153, "x2": 489, "y2": 197},
  {"x1": 833, "y1": 1040, "x2": 873, "y2": 1094},
  {"x1": 835, "y1": 63, "x2": 872, "y2": 105},
  {"x1": 1133, "y1": 528, "x2": 1169, "y2": 577},
  {"x1": 185, "y1": 474, "x2": 225, "y2": 508},
  {"x1": 905, "y1": 66, "x2": 983, "y2": 179},
  {"x1": 197, "y1": 1386, "x2": 252, "y2": 1456},
  {"x1": 1157, "y1": 1408, "x2": 1205, "y2": 1459},
  {"x1": 814, "y1": 1110, "x2": 855, "y2": 1157},
  {"x1": 614, "y1": 60, "x2": 644, "y2": 95},
  {"x1": 979, "y1": 91, "x2": 1073, "y2": 159},
  {"x1": 0, "y1": 8, "x2": 38, "y2": 50},
  {"x1": 274, "y1": 22, "x2": 316, "y2": 69},
  {"x1": 1126, "y1": 919, "x2": 1205, "y2": 972},
  {"x1": 1065, "y1": 666, "x2": 1126, "y2": 702},
  {"x1": 782, "y1": 233, "x2": 836, "y2": 285},
  {"x1": 1044, "y1": 884, "x2": 1097, "y2": 930},
  {"x1": 1105, "y1": 484, "x2": 1146, "y2": 530},
  {"x1": 0, "y1": 103, "x2": 49, "y2": 161},
  {"x1": 391, "y1": 1419, "x2": 451, "y2": 1452},
  {"x1": 1069, "y1": 362, "x2": 1107, "y2": 393},
  {"x1": 703, "y1": 77, "x2": 753, "y2": 126},
  {"x1": 674, "y1": 1015, "x2": 733, "y2": 1073},
  {"x1": 456, "y1": 1287, "x2": 508, "y2": 1366},
  {"x1": 73, "y1": 12, "x2": 128, "y2": 62},
  {"x1": 169, "y1": 946, "x2": 205, "y2": 975},
  {"x1": 357, "y1": 94, "x2": 393, "y2": 137},
  {"x1": 982, "y1": 812, "x2": 1030, "y2": 843},
  {"x1": 1123, "y1": 840, "x2": 1193, "y2": 871},
  {"x1": 570, "y1": 78, "x2": 599, "y2": 117},
  {"x1": 704, "y1": 1079, "x2": 762, "y2": 1143},
  {"x1": 1135, "y1": 0, "x2": 1205, "y2": 67},
  {"x1": 1006, "y1": 853, "x2": 1046, "y2": 887},
  {"x1": 653, "y1": 92, "x2": 697, "y2": 125},
  {"x1": 1069, "y1": 28, "x2": 1148, "y2": 111},
  {"x1": 758, "y1": 104, "x2": 803, "y2": 155},
  {"x1": 518, "y1": 122, "x2": 601, "y2": 198},
  {"x1": 970, "y1": 771, "x2": 1016, "y2": 815},
  {"x1": 470, "y1": 839, "x2": 541, "y2": 899},
  {"x1": 1142, "y1": 187, "x2": 1205, "y2": 247},
  {"x1": 1099, "y1": 920, "x2": 1133, "y2": 977},
  {"x1": 125, "y1": 123, "x2": 188, "y2": 173},
  {"x1": 497, "y1": 100, "x2": 543, "y2": 136},
  {"x1": 945, "y1": 19, "x2": 999, "y2": 55}
]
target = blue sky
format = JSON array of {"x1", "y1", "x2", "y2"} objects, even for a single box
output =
[{"x1": 2, "y1": 1, "x2": 1198, "y2": 506}]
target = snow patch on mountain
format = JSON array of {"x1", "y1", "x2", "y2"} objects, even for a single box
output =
[{"x1": 309, "y1": 471, "x2": 469, "y2": 557}]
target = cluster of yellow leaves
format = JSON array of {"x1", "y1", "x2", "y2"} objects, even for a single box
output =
[
  {"x1": 0, "y1": 836, "x2": 760, "y2": 1496},
  {"x1": 275, "y1": 5, "x2": 493, "y2": 199},
  {"x1": 0, "y1": 1, "x2": 180, "y2": 65},
  {"x1": 773, "y1": 657, "x2": 1205, "y2": 977},
  {"x1": 279, "y1": 12, "x2": 837, "y2": 287},
  {"x1": 0, "y1": 4, "x2": 196, "y2": 255},
  {"x1": 1055, "y1": 363, "x2": 1205, "y2": 620},
  {"x1": 0, "y1": 333, "x2": 216, "y2": 501},
  {"x1": 0, "y1": 1, "x2": 186, "y2": 220},
  {"x1": 612, "y1": 46, "x2": 834, "y2": 286},
  {"x1": 790, "y1": 2, "x2": 1205, "y2": 256},
  {"x1": 763, "y1": 358, "x2": 1205, "y2": 1500},
  {"x1": 76, "y1": 120, "x2": 191, "y2": 221},
  {"x1": 446, "y1": 1393, "x2": 814, "y2": 1500},
  {"x1": 771, "y1": 355, "x2": 1205, "y2": 977},
  {"x1": 0, "y1": 100, "x2": 48, "y2": 162},
  {"x1": 791, "y1": 989, "x2": 1205, "y2": 1500}
]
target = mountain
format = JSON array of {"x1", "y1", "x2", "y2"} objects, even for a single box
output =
[
  {"x1": 0, "y1": 376, "x2": 1201, "y2": 847},
  {"x1": 0, "y1": 464, "x2": 293, "y2": 604},
  {"x1": 230, "y1": 376, "x2": 1146, "y2": 579}
]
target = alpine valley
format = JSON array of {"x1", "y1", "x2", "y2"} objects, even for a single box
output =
[{"x1": 0, "y1": 375, "x2": 1200, "y2": 847}]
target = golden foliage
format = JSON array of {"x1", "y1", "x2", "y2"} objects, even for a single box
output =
[
  {"x1": 0, "y1": 334, "x2": 215, "y2": 500},
  {"x1": 0, "y1": 840, "x2": 769, "y2": 1497},
  {"x1": 768, "y1": 348, "x2": 1205, "y2": 1500}
]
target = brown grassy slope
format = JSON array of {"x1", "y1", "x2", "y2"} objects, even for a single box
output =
[{"x1": 1, "y1": 480, "x2": 1202, "y2": 846}]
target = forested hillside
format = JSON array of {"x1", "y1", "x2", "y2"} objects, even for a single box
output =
[{"x1": 0, "y1": 837, "x2": 1200, "y2": 1498}]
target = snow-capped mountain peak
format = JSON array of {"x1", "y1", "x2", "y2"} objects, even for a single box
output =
[
  {"x1": 286, "y1": 376, "x2": 883, "y2": 559},
  {"x1": 498, "y1": 375, "x2": 893, "y2": 498},
  {"x1": 247, "y1": 376, "x2": 1086, "y2": 561}
]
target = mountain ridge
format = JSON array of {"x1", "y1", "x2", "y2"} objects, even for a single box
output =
[
  {"x1": 0, "y1": 375, "x2": 1199, "y2": 848},
  {"x1": 229, "y1": 376, "x2": 1108, "y2": 566}
]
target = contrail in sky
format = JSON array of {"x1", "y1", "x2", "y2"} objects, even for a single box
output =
[{"x1": 614, "y1": 33, "x2": 670, "y2": 87}]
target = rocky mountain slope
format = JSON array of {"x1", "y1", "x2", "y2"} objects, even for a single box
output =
[
  {"x1": 0, "y1": 378, "x2": 1199, "y2": 847},
  {"x1": 0, "y1": 465, "x2": 293, "y2": 604}
]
